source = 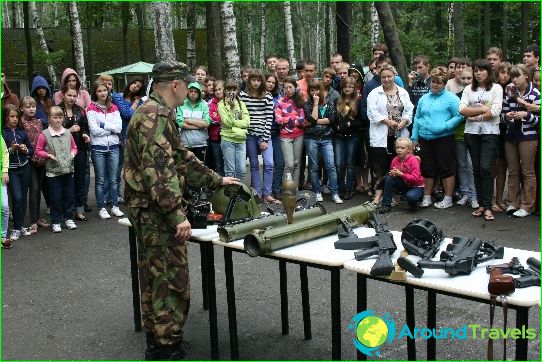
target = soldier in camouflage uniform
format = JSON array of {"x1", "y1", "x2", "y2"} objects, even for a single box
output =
[{"x1": 123, "y1": 61, "x2": 239, "y2": 360}]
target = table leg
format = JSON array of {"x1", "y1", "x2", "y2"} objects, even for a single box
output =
[
  {"x1": 279, "y1": 260, "x2": 289, "y2": 335},
  {"x1": 405, "y1": 285, "x2": 416, "y2": 361},
  {"x1": 427, "y1": 290, "x2": 436, "y2": 361},
  {"x1": 224, "y1": 248, "x2": 239, "y2": 360},
  {"x1": 331, "y1": 268, "x2": 341, "y2": 361},
  {"x1": 356, "y1": 275, "x2": 367, "y2": 361},
  {"x1": 205, "y1": 244, "x2": 219, "y2": 360},
  {"x1": 515, "y1": 307, "x2": 529, "y2": 360},
  {"x1": 300, "y1": 264, "x2": 312, "y2": 340},
  {"x1": 200, "y1": 244, "x2": 209, "y2": 310},
  {"x1": 128, "y1": 226, "x2": 141, "y2": 332}
]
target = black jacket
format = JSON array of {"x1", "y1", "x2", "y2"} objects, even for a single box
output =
[
  {"x1": 303, "y1": 100, "x2": 336, "y2": 139},
  {"x1": 59, "y1": 102, "x2": 90, "y2": 153}
]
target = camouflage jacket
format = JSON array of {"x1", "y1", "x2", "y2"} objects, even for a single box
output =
[{"x1": 123, "y1": 91, "x2": 223, "y2": 230}]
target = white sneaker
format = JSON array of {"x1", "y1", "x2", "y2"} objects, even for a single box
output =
[
  {"x1": 456, "y1": 195, "x2": 469, "y2": 206},
  {"x1": 315, "y1": 193, "x2": 324, "y2": 202},
  {"x1": 470, "y1": 199, "x2": 479, "y2": 209},
  {"x1": 20, "y1": 227, "x2": 32, "y2": 236},
  {"x1": 65, "y1": 219, "x2": 77, "y2": 230},
  {"x1": 512, "y1": 209, "x2": 530, "y2": 218},
  {"x1": 434, "y1": 201, "x2": 453, "y2": 209},
  {"x1": 99, "y1": 208, "x2": 111, "y2": 219},
  {"x1": 9, "y1": 230, "x2": 21, "y2": 241},
  {"x1": 419, "y1": 198, "x2": 432, "y2": 208},
  {"x1": 332, "y1": 195, "x2": 343, "y2": 204},
  {"x1": 52, "y1": 224, "x2": 62, "y2": 233},
  {"x1": 111, "y1": 206, "x2": 124, "y2": 217}
]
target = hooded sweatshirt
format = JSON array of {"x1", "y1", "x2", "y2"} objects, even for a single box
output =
[
  {"x1": 1, "y1": 82, "x2": 20, "y2": 110},
  {"x1": 31, "y1": 75, "x2": 54, "y2": 128},
  {"x1": 53, "y1": 68, "x2": 91, "y2": 109},
  {"x1": 389, "y1": 154, "x2": 424, "y2": 187},
  {"x1": 411, "y1": 89, "x2": 463, "y2": 141},
  {"x1": 177, "y1": 82, "x2": 211, "y2": 148}
]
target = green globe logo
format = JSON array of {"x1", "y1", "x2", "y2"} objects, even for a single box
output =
[{"x1": 356, "y1": 316, "x2": 389, "y2": 348}]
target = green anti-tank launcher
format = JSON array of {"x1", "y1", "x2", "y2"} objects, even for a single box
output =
[{"x1": 244, "y1": 202, "x2": 375, "y2": 257}]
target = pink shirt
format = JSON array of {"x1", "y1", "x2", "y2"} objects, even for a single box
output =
[
  {"x1": 390, "y1": 154, "x2": 424, "y2": 187},
  {"x1": 35, "y1": 127, "x2": 78, "y2": 159}
]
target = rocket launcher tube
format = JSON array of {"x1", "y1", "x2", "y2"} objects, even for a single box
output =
[
  {"x1": 218, "y1": 206, "x2": 326, "y2": 242},
  {"x1": 244, "y1": 203, "x2": 375, "y2": 257}
]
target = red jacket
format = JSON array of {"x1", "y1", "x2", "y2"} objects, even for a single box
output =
[{"x1": 390, "y1": 154, "x2": 424, "y2": 187}]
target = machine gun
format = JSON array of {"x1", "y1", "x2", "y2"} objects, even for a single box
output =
[
  {"x1": 486, "y1": 257, "x2": 540, "y2": 288},
  {"x1": 398, "y1": 237, "x2": 504, "y2": 277},
  {"x1": 345, "y1": 214, "x2": 397, "y2": 277}
]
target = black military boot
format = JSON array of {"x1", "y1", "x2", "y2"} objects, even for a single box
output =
[
  {"x1": 144, "y1": 333, "x2": 161, "y2": 360},
  {"x1": 158, "y1": 343, "x2": 188, "y2": 360}
]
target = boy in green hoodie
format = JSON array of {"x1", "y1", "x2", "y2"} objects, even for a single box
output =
[{"x1": 177, "y1": 82, "x2": 211, "y2": 162}]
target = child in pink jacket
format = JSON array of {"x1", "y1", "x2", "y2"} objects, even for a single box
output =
[{"x1": 379, "y1": 137, "x2": 424, "y2": 213}]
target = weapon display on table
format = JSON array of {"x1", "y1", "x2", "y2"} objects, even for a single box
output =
[
  {"x1": 398, "y1": 237, "x2": 505, "y2": 277},
  {"x1": 401, "y1": 219, "x2": 443, "y2": 259},
  {"x1": 351, "y1": 214, "x2": 397, "y2": 276},
  {"x1": 218, "y1": 206, "x2": 326, "y2": 242},
  {"x1": 486, "y1": 257, "x2": 541, "y2": 288},
  {"x1": 243, "y1": 203, "x2": 375, "y2": 257}
]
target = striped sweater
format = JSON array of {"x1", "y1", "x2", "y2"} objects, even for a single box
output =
[
  {"x1": 239, "y1": 91, "x2": 274, "y2": 142},
  {"x1": 500, "y1": 82, "x2": 540, "y2": 143}
]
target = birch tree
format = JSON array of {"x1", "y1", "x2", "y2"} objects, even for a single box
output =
[
  {"x1": 29, "y1": 1, "x2": 58, "y2": 86},
  {"x1": 283, "y1": 1, "x2": 296, "y2": 69},
  {"x1": 221, "y1": 2, "x2": 241, "y2": 81},
  {"x1": 315, "y1": 2, "x2": 322, "y2": 67},
  {"x1": 453, "y1": 2, "x2": 464, "y2": 57},
  {"x1": 2, "y1": 3, "x2": 10, "y2": 28},
  {"x1": 371, "y1": 3, "x2": 380, "y2": 47},
  {"x1": 149, "y1": 2, "x2": 176, "y2": 62},
  {"x1": 259, "y1": 4, "x2": 267, "y2": 68},
  {"x1": 186, "y1": 3, "x2": 196, "y2": 70},
  {"x1": 68, "y1": 2, "x2": 86, "y2": 85}
]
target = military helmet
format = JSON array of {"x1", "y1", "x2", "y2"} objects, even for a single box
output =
[{"x1": 211, "y1": 183, "x2": 261, "y2": 221}]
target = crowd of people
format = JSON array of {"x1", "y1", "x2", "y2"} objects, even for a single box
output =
[{"x1": 1, "y1": 43, "x2": 540, "y2": 249}]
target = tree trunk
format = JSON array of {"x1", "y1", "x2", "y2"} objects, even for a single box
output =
[
  {"x1": 220, "y1": 2, "x2": 241, "y2": 81},
  {"x1": 11, "y1": 2, "x2": 17, "y2": 28},
  {"x1": 453, "y1": 2, "x2": 464, "y2": 57},
  {"x1": 374, "y1": 2, "x2": 408, "y2": 86},
  {"x1": 29, "y1": 1, "x2": 58, "y2": 86},
  {"x1": 329, "y1": 3, "x2": 336, "y2": 54},
  {"x1": 135, "y1": 3, "x2": 145, "y2": 61},
  {"x1": 68, "y1": 2, "x2": 86, "y2": 86},
  {"x1": 297, "y1": 2, "x2": 310, "y2": 61},
  {"x1": 315, "y1": 2, "x2": 322, "y2": 67},
  {"x1": 86, "y1": 25, "x2": 94, "y2": 83},
  {"x1": 2, "y1": 3, "x2": 11, "y2": 28},
  {"x1": 435, "y1": 2, "x2": 442, "y2": 34},
  {"x1": 336, "y1": 1, "x2": 351, "y2": 62},
  {"x1": 520, "y1": 2, "x2": 529, "y2": 52},
  {"x1": 149, "y1": 2, "x2": 176, "y2": 62},
  {"x1": 448, "y1": 3, "x2": 454, "y2": 57},
  {"x1": 23, "y1": 2, "x2": 34, "y2": 80},
  {"x1": 186, "y1": 3, "x2": 197, "y2": 70},
  {"x1": 53, "y1": 2, "x2": 59, "y2": 27},
  {"x1": 371, "y1": 3, "x2": 380, "y2": 47},
  {"x1": 259, "y1": 4, "x2": 267, "y2": 69},
  {"x1": 502, "y1": 2, "x2": 508, "y2": 60},
  {"x1": 325, "y1": 2, "x2": 331, "y2": 61},
  {"x1": 284, "y1": 1, "x2": 296, "y2": 69},
  {"x1": 483, "y1": 2, "x2": 491, "y2": 52},
  {"x1": 206, "y1": 1, "x2": 224, "y2": 79},
  {"x1": 121, "y1": 2, "x2": 131, "y2": 65}
]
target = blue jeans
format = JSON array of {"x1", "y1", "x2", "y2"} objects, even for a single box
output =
[
  {"x1": 8, "y1": 164, "x2": 30, "y2": 230},
  {"x1": 382, "y1": 175, "x2": 424, "y2": 208},
  {"x1": 305, "y1": 138, "x2": 339, "y2": 195},
  {"x1": 221, "y1": 140, "x2": 246, "y2": 181},
  {"x1": 210, "y1": 140, "x2": 224, "y2": 176},
  {"x1": 48, "y1": 173, "x2": 75, "y2": 224},
  {"x1": 246, "y1": 134, "x2": 274, "y2": 197},
  {"x1": 334, "y1": 136, "x2": 359, "y2": 194},
  {"x1": 92, "y1": 146, "x2": 120, "y2": 209},
  {"x1": 271, "y1": 133, "x2": 285, "y2": 195},
  {"x1": 2, "y1": 183, "x2": 9, "y2": 238},
  {"x1": 455, "y1": 141, "x2": 477, "y2": 200}
]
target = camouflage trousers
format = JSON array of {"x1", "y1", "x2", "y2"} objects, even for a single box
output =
[{"x1": 128, "y1": 207, "x2": 191, "y2": 347}]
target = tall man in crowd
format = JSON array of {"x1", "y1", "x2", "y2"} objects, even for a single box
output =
[
  {"x1": 523, "y1": 45, "x2": 540, "y2": 69},
  {"x1": 123, "y1": 61, "x2": 239, "y2": 360},
  {"x1": 408, "y1": 55, "x2": 432, "y2": 119}
]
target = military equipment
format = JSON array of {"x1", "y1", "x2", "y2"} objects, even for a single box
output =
[
  {"x1": 401, "y1": 219, "x2": 443, "y2": 259},
  {"x1": 218, "y1": 206, "x2": 326, "y2": 242},
  {"x1": 389, "y1": 250, "x2": 409, "y2": 281},
  {"x1": 486, "y1": 257, "x2": 540, "y2": 288},
  {"x1": 488, "y1": 268, "x2": 516, "y2": 295},
  {"x1": 397, "y1": 256, "x2": 424, "y2": 278},
  {"x1": 211, "y1": 183, "x2": 261, "y2": 224},
  {"x1": 185, "y1": 188, "x2": 213, "y2": 229},
  {"x1": 401, "y1": 237, "x2": 504, "y2": 277},
  {"x1": 352, "y1": 214, "x2": 397, "y2": 276},
  {"x1": 266, "y1": 190, "x2": 317, "y2": 215},
  {"x1": 282, "y1": 173, "x2": 297, "y2": 224},
  {"x1": 244, "y1": 203, "x2": 375, "y2": 257}
]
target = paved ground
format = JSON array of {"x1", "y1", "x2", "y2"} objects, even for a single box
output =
[{"x1": 1, "y1": 177, "x2": 540, "y2": 360}]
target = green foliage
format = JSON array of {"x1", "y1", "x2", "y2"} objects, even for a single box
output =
[{"x1": 33, "y1": 49, "x2": 65, "y2": 68}]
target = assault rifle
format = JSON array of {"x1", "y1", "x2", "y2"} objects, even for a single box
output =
[
  {"x1": 398, "y1": 237, "x2": 504, "y2": 277},
  {"x1": 486, "y1": 257, "x2": 540, "y2": 288}
]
